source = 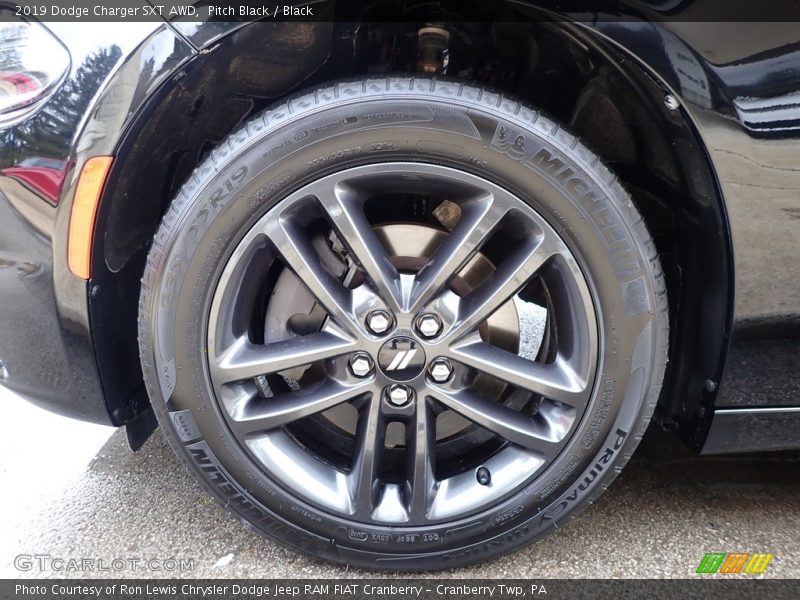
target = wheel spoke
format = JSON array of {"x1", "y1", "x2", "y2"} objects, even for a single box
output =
[
  {"x1": 214, "y1": 331, "x2": 355, "y2": 384},
  {"x1": 449, "y1": 341, "x2": 590, "y2": 409},
  {"x1": 207, "y1": 161, "x2": 601, "y2": 526},
  {"x1": 230, "y1": 379, "x2": 371, "y2": 436},
  {"x1": 315, "y1": 183, "x2": 402, "y2": 312},
  {"x1": 410, "y1": 194, "x2": 507, "y2": 311},
  {"x1": 430, "y1": 387, "x2": 561, "y2": 456},
  {"x1": 446, "y1": 234, "x2": 556, "y2": 342},
  {"x1": 264, "y1": 215, "x2": 359, "y2": 334},
  {"x1": 348, "y1": 399, "x2": 385, "y2": 517},
  {"x1": 406, "y1": 397, "x2": 437, "y2": 518}
]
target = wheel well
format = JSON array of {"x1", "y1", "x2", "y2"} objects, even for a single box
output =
[{"x1": 89, "y1": 19, "x2": 731, "y2": 450}]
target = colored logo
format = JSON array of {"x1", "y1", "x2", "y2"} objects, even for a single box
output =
[{"x1": 696, "y1": 552, "x2": 773, "y2": 574}]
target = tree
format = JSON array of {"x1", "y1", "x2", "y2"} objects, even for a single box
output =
[{"x1": 1, "y1": 45, "x2": 123, "y2": 166}]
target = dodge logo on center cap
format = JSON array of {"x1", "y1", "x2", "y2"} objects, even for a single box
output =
[{"x1": 378, "y1": 337, "x2": 426, "y2": 381}]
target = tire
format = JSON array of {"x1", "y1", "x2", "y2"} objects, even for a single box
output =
[{"x1": 138, "y1": 76, "x2": 668, "y2": 570}]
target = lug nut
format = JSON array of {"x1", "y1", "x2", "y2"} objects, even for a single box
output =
[
  {"x1": 348, "y1": 353, "x2": 374, "y2": 378},
  {"x1": 386, "y1": 384, "x2": 413, "y2": 407},
  {"x1": 416, "y1": 314, "x2": 442, "y2": 339},
  {"x1": 476, "y1": 466, "x2": 491, "y2": 486},
  {"x1": 428, "y1": 358, "x2": 453, "y2": 383},
  {"x1": 366, "y1": 310, "x2": 393, "y2": 335}
]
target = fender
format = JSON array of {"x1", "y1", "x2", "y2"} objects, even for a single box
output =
[{"x1": 0, "y1": 19, "x2": 185, "y2": 423}]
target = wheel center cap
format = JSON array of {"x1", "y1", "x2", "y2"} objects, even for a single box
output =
[{"x1": 377, "y1": 337, "x2": 426, "y2": 381}]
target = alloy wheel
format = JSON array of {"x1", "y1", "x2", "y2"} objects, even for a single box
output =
[{"x1": 207, "y1": 162, "x2": 599, "y2": 525}]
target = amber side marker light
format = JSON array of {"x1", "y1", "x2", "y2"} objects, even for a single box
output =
[{"x1": 67, "y1": 156, "x2": 113, "y2": 279}]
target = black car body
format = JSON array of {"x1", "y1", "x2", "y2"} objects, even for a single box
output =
[{"x1": 1, "y1": 2, "x2": 799, "y2": 569}]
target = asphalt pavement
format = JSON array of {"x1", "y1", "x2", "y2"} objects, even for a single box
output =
[{"x1": 1, "y1": 384, "x2": 799, "y2": 580}]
